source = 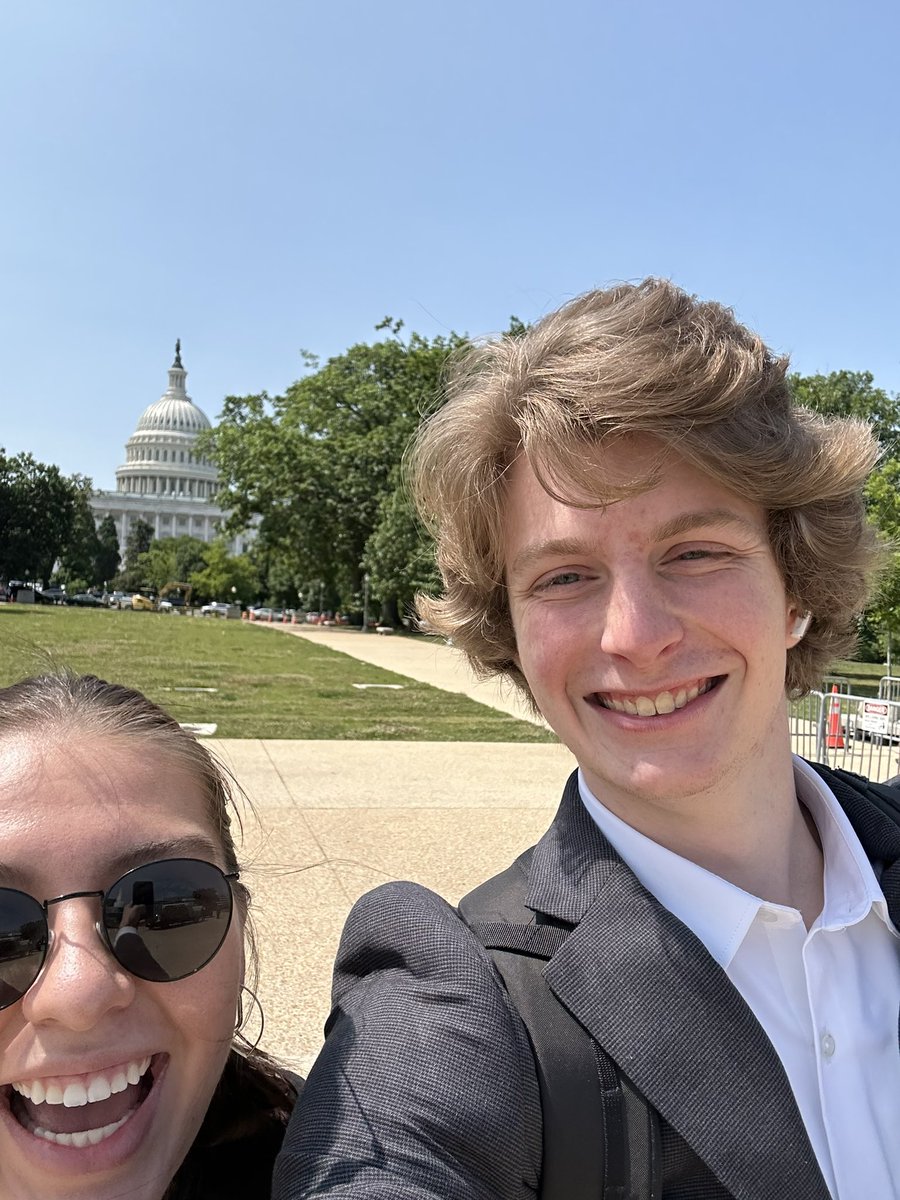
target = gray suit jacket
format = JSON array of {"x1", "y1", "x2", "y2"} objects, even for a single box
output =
[{"x1": 273, "y1": 769, "x2": 900, "y2": 1199}]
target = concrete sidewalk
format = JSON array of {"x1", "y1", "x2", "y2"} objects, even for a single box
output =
[
  {"x1": 214, "y1": 625, "x2": 572, "y2": 1073},
  {"x1": 244, "y1": 619, "x2": 546, "y2": 725}
]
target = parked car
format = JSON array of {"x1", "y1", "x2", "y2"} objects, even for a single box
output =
[
  {"x1": 107, "y1": 591, "x2": 130, "y2": 609},
  {"x1": 64, "y1": 593, "x2": 105, "y2": 608},
  {"x1": 201, "y1": 601, "x2": 231, "y2": 618},
  {"x1": 36, "y1": 586, "x2": 66, "y2": 605}
]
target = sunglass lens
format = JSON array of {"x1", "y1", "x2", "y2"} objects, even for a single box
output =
[
  {"x1": 0, "y1": 890, "x2": 47, "y2": 1009},
  {"x1": 103, "y1": 859, "x2": 233, "y2": 983}
]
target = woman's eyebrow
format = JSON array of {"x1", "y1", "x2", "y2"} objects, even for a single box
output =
[
  {"x1": 0, "y1": 836, "x2": 223, "y2": 892},
  {"x1": 104, "y1": 837, "x2": 224, "y2": 876}
]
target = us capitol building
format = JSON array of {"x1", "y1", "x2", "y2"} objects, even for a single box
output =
[{"x1": 89, "y1": 342, "x2": 252, "y2": 555}]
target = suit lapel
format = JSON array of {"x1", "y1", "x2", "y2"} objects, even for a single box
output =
[{"x1": 527, "y1": 775, "x2": 830, "y2": 1200}]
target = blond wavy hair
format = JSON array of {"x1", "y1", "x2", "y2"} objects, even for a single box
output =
[{"x1": 411, "y1": 279, "x2": 882, "y2": 701}]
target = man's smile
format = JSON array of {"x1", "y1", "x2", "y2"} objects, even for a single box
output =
[{"x1": 590, "y1": 676, "x2": 722, "y2": 717}]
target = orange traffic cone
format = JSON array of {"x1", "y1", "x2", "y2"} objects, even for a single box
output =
[
  {"x1": 267, "y1": 611, "x2": 273, "y2": 624},
  {"x1": 826, "y1": 685, "x2": 844, "y2": 749},
  {"x1": 291, "y1": 612, "x2": 298, "y2": 624}
]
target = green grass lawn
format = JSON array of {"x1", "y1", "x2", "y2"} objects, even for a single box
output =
[{"x1": 0, "y1": 606, "x2": 556, "y2": 741}]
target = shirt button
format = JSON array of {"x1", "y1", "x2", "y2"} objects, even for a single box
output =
[
  {"x1": 820, "y1": 1033, "x2": 836, "y2": 1058},
  {"x1": 760, "y1": 909, "x2": 779, "y2": 924}
]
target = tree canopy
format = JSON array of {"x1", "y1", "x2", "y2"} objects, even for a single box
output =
[
  {"x1": 0, "y1": 450, "x2": 80, "y2": 584},
  {"x1": 792, "y1": 370, "x2": 900, "y2": 648},
  {"x1": 203, "y1": 323, "x2": 464, "y2": 621}
]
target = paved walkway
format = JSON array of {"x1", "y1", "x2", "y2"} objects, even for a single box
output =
[
  {"x1": 215, "y1": 624, "x2": 573, "y2": 1072},
  {"x1": 215, "y1": 624, "x2": 900, "y2": 1072}
]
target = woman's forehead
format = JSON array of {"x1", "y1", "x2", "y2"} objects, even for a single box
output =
[{"x1": 0, "y1": 731, "x2": 222, "y2": 883}]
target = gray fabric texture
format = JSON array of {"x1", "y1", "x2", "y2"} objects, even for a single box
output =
[{"x1": 274, "y1": 766, "x2": 900, "y2": 1200}]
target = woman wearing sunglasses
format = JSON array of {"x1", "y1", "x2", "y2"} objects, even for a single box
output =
[{"x1": 0, "y1": 672, "x2": 298, "y2": 1200}]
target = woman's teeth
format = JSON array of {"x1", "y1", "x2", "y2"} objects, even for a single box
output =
[
  {"x1": 599, "y1": 679, "x2": 714, "y2": 716},
  {"x1": 24, "y1": 1108, "x2": 136, "y2": 1148},
  {"x1": 11, "y1": 1057, "x2": 151, "y2": 1107},
  {"x1": 8, "y1": 1056, "x2": 152, "y2": 1149}
]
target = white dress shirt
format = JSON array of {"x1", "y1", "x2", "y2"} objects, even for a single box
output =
[{"x1": 578, "y1": 757, "x2": 900, "y2": 1199}]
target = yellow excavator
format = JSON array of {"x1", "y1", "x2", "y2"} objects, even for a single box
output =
[{"x1": 159, "y1": 582, "x2": 193, "y2": 612}]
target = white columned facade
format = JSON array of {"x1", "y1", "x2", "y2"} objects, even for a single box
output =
[{"x1": 89, "y1": 341, "x2": 255, "y2": 560}]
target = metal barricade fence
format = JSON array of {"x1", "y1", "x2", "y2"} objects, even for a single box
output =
[{"x1": 791, "y1": 691, "x2": 900, "y2": 783}]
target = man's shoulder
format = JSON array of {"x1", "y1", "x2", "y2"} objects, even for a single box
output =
[{"x1": 334, "y1": 879, "x2": 517, "y2": 998}]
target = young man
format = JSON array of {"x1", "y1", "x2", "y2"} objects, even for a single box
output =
[{"x1": 274, "y1": 281, "x2": 900, "y2": 1199}]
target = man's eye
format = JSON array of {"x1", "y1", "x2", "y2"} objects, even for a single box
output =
[
  {"x1": 539, "y1": 571, "x2": 584, "y2": 589},
  {"x1": 671, "y1": 548, "x2": 732, "y2": 563}
]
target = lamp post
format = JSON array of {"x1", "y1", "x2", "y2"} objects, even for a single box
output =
[{"x1": 362, "y1": 572, "x2": 370, "y2": 633}]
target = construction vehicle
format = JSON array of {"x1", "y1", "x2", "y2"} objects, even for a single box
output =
[
  {"x1": 158, "y1": 582, "x2": 193, "y2": 612},
  {"x1": 130, "y1": 591, "x2": 157, "y2": 611}
]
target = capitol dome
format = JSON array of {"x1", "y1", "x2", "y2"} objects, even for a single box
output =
[
  {"x1": 115, "y1": 341, "x2": 220, "y2": 501},
  {"x1": 90, "y1": 341, "x2": 254, "y2": 562},
  {"x1": 135, "y1": 395, "x2": 212, "y2": 435}
]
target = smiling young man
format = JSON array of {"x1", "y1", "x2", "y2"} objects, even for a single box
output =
[{"x1": 276, "y1": 280, "x2": 900, "y2": 1200}]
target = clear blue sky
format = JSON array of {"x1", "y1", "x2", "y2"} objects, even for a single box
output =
[{"x1": 2, "y1": 0, "x2": 898, "y2": 489}]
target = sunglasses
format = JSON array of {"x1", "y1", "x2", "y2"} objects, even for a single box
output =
[{"x1": 0, "y1": 858, "x2": 238, "y2": 1010}]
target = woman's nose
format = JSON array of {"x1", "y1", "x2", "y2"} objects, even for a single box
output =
[{"x1": 21, "y1": 899, "x2": 135, "y2": 1030}]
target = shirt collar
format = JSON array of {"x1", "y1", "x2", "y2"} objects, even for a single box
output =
[
  {"x1": 791, "y1": 756, "x2": 891, "y2": 930},
  {"x1": 577, "y1": 757, "x2": 892, "y2": 970}
]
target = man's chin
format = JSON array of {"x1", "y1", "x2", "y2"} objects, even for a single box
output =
[{"x1": 583, "y1": 757, "x2": 734, "y2": 812}]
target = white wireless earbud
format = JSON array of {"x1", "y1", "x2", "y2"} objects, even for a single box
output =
[{"x1": 790, "y1": 612, "x2": 812, "y2": 640}]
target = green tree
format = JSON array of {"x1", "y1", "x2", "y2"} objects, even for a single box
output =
[
  {"x1": 94, "y1": 515, "x2": 121, "y2": 586},
  {"x1": 364, "y1": 466, "x2": 441, "y2": 626},
  {"x1": 57, "y1": 478, "x2": 101, "y2": 591},
  {"x1": 204, "y1": 323, "x2": 463, "y2": 616},
  {"x1": 116, "y1": 518, "x2": 155, "y2": 591},
  {"x1": 865, "y1": 459, "x2": 900, "y2": 664},
  {"x1": 0, "y1": 450, "x2": 78, "y2": 584},
  {"x1": 134, "y1": 536, "x2": 209, "y2": 593},
  {"x1": 188, "y1": 540, "x2": 258, "y2": 606},
  {"x1": 790, "y1": 370, "x2": 900, "y2": 455}
]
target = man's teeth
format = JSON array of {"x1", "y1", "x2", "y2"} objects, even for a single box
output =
[
  {"x1": 600, "y1": 680, "x2": 713, "y2": 716},
  {"x1": 11, "y1": 1057, "x2": 151, "y2": 1107}
]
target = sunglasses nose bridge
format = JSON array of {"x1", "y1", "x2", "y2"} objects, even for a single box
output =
[{"x1": 41, "y1": 893, "x2": 117, "y2": 960}]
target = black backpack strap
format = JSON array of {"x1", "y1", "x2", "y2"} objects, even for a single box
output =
[
  {"x1": 461, "y1": 858, "x2": 660, "y2": 1200},
  {"x1": 807, "y1": 762, "x2": 900, "y2": 825}
]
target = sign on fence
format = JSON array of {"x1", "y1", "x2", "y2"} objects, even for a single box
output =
[{"x1": 792, "y1": 690, "x2": 900, "y2": 783}]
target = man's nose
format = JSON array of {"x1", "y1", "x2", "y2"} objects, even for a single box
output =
[
  {"x1": 21, "y1": 899, "x2": 135, "y2": 1030},
  {"x1": 598, "y1": 573, "x2": 684, "y2": 665}
]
